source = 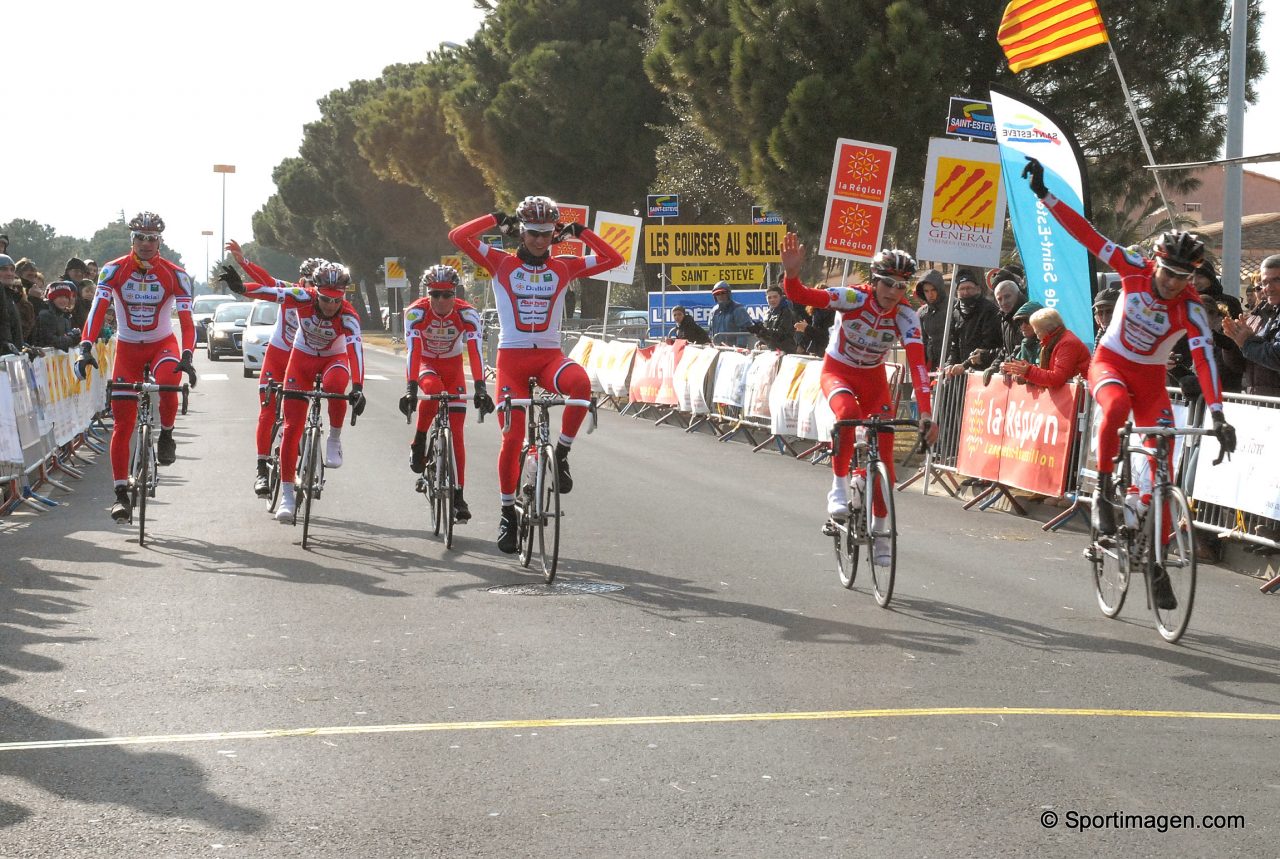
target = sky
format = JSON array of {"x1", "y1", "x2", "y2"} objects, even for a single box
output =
[{"x1": 3, "y1": 0, "x2": 1278, "y2": 282}]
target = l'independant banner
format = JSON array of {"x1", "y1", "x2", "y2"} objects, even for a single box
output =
[{"x1": 989, "y1": 84, "x2": 1095, "y2": 349}]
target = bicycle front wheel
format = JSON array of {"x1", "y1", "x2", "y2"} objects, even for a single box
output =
[
  {"x1": 300, "y1": 428, "x2": 319, "y2": 548},
  {"x1": 440, "y1": 428, "x2": 456, "y2": 550},
  {"x1": 267, "y1": 422, "x2": 284, "y2": 513},
  {"x1": 866, "y1": 461, "x2": 896, "y2": 607},
  {"x1": 135, "y1": 424, "x2": 151, "y2": 546},
  {"x1": 1152, "y1": 486, "x2": 1197, "y2": 643},
  {"x1": 424, "y1": 436, "x2": 442, "y2": 537},
  {"x1": 536, "y1": 443, "x2": 561, "y2": 583},
  {"x1": 518, "y1": 448, "x2": 535, "y2": 569}
]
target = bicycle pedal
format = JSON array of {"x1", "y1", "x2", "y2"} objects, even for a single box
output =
[{"x1": 821, "y1": 520, "x2": 839, "y2": 537}]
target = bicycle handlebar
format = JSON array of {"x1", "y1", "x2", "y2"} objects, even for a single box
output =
[
  {"x1": 831, "y1": 418, "x2": 922, "y2": 430},
  {"x1": 498, "y1": 395, "x2": 598, "y2": 435},
  {"x1": 106, "y1": 380, "x2": 189, "y2": 394}
]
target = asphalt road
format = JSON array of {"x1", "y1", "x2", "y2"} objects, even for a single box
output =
[{"x1": 2, "y1": 346, "x2": 1279, "y2": 858}]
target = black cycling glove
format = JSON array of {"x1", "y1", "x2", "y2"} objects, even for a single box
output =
[
  {"x1": 1021, "y1": 157, "x2": 1049, "y2": 199},
  {"x1": 218, "y1": 263, "x2": 246, "y2": 294},
  {"x1": 351, "y1": 383, "x2": 367, "y2": 417},
  {"x1": 178, "y1": 350, "x2": 198, "y2": 387},
  {"x1": 1211, "y1": 411, "x2": 1236, "y2": 455},
  {"x1": 473, "y1": 380, "x2": 495, "y2": 415},
  {"x1": 74, "y1": 342, "x2": 98, "y2": 380}
]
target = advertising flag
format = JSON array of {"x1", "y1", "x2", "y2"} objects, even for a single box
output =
[
  {"x1": 998, "y1": 0, "x2": 1108, "y2": 73},
  {"x1": 990, "y1": 84, "x2": 1095, "y2": 349}
]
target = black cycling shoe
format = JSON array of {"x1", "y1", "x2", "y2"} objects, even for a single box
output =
[
  {"x1": 157, "y1": 430, "x2": 177, "y2": 465},
  {"x1": 1093, "y1": 482, "x2": 1117, "y2": 536},
  {"x1": 454, "y1": 490, "x2": 471, "y2": 523},
  {"x1": 497, "y1": 505, "x2": 519, "y2": 554},
  {"x1": 254, "y1": 461, "x2": 271, "y2": 498},
  {"x1": 110, "y1": 486, "x2": 132, "y2": 523},
  {"x1": 1150, "y1": 565, "x2": 1178, "y2": 610},
  {"x1": 410, "y1": 433, "x2": 427, "y2": 474},
  {"x1": 555, "y1": 443, "x2": 573, "y2": 494}
]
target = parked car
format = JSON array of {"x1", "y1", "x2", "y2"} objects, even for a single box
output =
[
  {"x1": 206, "y1": 301, "x2": 253, "y2": 361},
  {"x1": 241, "y1": 301, "x2": 279, "y2": 378},
  {"x1": 191, "y1": 294, "x2": 238, "y2": 343}
]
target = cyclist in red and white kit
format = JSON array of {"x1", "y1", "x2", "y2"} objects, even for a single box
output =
[
  {"x1": 781, "y1": 232, "x2": 939, "y2": 565},
  {"x1": 74, "y1": 212, "x2": 197, "y2": 522},
  {"x1": 397, "y1": 264, "x2": 494, "y2": 524},
  {"x1": 449, "y1": 195, "x2": 624, "y2": 553},
  {"x1": 1023, "y1": 157, "x2": 1235, "y2": 605},
  {"x1": 219, "y1": 242, "x2": 327, "y2": 497},
  {"x1": 248, "y1": 262, "x2": 365, "y2": 522}
]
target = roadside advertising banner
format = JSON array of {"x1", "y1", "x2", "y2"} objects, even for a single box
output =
[
  {"x1": 990, "y1": 84, "x2": 1095, "y2": 350},
  {"x1": 600, "y1": 339, "x2": 639, "y2": 398},
  {"x1": 794, "y1": 358, "x2": 832, "y2": 441},
  {"x1": 567, "y1": 334, "x2": 596, "y2": 388},
  {"x1": 915, "y1": 137, "x2": 1006, "y2": 269},
  {"x1": 818, "y1": 138, "x2": 896, "y2": 262},
  {"x1": 711, "y1": 350, "x2": 752, "y2": 408},
  {"x1": 647, "y1": 289, "x2": 768, "y2": 337},
  {"x1": 592, "y1": 211, "x2": 643, "y2": 285},
  {"x1": 670, "y1": 264, "x2": 766, "y2": 289},
  {"x1": 0, "y1": 363, "x2": 20, "y2": 468},
  {"x1": 644, "y1": 225, "x2": 784, "y2": 264},
  {"x1": 945, "y1": 96, "x2": 997, "y2": 141},
  {"x1": 629, "y1": 345, "x2": 659, "y2": 403},
  {"x1": 956, "y1": 374, "x2": 1081, "y2": 495},
  {"x1": 681, "y1": 346, "x2": 719, "y2": 415},
  {"x1": 743, "y1": 351, "x2": 781, "y2": 420},
  {"x1": 767, "y1": 354, "x2": 813, "y2": 436},
  {"x1": 551, "y1": 203, "x2": 589, "y2": 258},
  {"x1": 1192, "y1": 402, "x2": 1280, "y2": 520},
  {"x1": 385, "y1": 257, "x2": 409, "y2": 289}
]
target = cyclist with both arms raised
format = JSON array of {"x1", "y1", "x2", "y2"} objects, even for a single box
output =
[
  {"x1": 398, "y1": 264, "x2": 494, "y2": 523},
  {"x1": 74, "y1": 212, "x2": 197, "y2": 522},
  {"x1": 1022, "y1": 156, "x2": 1235, "y2": 609},
  {"x1": 449, "y1": 195, "x2": 623, "y2": 553},
  {"x1": 780, "y1": 233, "x2": 939, "y2": 566}
]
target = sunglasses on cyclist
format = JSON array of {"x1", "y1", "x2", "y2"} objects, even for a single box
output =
[
  {"x1": 525, "y1": 228, "x2": 555, "y2": 239},
  {"x1": 876, "y1": 277, "x2": 910, "y2": 290},
  {"x1": 316, "y1": 294, "x2": 342, "y2": 303},
  {"x1": 131, "y1": 232, "x2": 162, "y2": 243},
  {"x1": 428, "y1": 290, "x2": 455, "y2": 299}
]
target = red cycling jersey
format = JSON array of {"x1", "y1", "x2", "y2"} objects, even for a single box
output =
[
  {"x1": 237, "y1": 258, "x2": 304, "y2": 353},
  {"x1": 404, "y1": 297, "x2": 485, "y2": 382},
  {"x1": 782, "y1": 276, "x2": 933, "y2": 414},
  {"x1": 83, "y1": 253, "x2": 194, "y2": 350},
  {"x1": 449, "y1": 215, "x2": 623, "y2": 349}
]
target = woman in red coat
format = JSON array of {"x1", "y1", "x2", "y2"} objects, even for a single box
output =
[{"x1": 1000, "y1": 307, "x2": 1090, "y2": 389}]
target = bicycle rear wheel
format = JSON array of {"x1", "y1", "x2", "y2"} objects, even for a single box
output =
[
  {"x1": 1152, "y1": 486, "x2": 1196, "y2": 643},
  {"x1": 440, "y1": 429, "x2": 456, "y2": 550},
  {"x1": 300, "y1": 428, "x2": 319, "y2": 548},
  {"x1": 536, "y1": 444, "x2": 561, "y2": 583},
  {"x1": 135, "y1": 424, "x2": 151, "y2": 546},
  {"x1": 517, "y1": 448, "x2": 535, "y2": 569},
  {"x1": 1089, "y1": 515, "x2": 1130, "y2": 618},
  {"x1": 866, "y1": 461, "x2": 896, "y2": 607}
]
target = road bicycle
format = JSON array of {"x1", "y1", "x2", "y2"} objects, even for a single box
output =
[
  {"x1": 108, "y1": 364, "x2": 189, "y2": 546},
  {"x1": 822, "y1": 417, "x2": 921, "y2": 608},
  {"x1": 408, "y1": 391, "x2": 473, "y2": 549},
  {"x1": 286, "y1": 374, "x2": 360, "y2": 549},
  {"x1": 501, "y1": 378, "x2": 597, "y2": 583},
  {"x1": 1086, "y1": 421, "x2": 1220, "y2": 644},
  {"x1": 262, "y1": 380, "x2": 286, "y2": 512}
]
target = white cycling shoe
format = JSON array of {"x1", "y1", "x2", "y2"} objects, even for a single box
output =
[
  {"x1": 827, "y1": 476, "x2": 851, "y2": 519},
  {"x1": 275, "y1": 483, "x2": 296, "y2": 523},
  {"x1": 872, "y1": 535, "x2": 893, "y2": 566},
  {"x1": 325, "y1": 435, "x2": 343, "y2": 469}
]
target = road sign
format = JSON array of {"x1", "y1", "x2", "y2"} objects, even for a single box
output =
[
  {"x1": 644, "y1": 225, "x2": 783, "y2": 264},
  {"x1": 384, "y1": 257, "x2": 408, "y2": 289},
  {"x1": 751, "y1": 206, "x2": 784, "y2": 225},
  {"x1": 647, "y1": 194, "x2": 679, "y2": 218},
  {"x1": 670, "y1": 264, "x2": 766, "y2": 288},
  {"x1": 945, "y1": 96, "x2": 997, "y2": 141}
]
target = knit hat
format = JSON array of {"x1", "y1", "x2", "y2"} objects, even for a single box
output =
[
  {"x1": 1012, "y1": 300, "x2": 1044, "y2": 321},
  {"x1": 0, "y1": 254, "x2": 14, "y2": 268},
  {"x1": 65, "y1": 257, "x2": 87, "y2": 275},
  {"x1": 711, "y1": 280, "x2": 731, "y2": 295},
  {"x1": 954, "y1": 269, "x2": 978, "y2": 287},
  {"x1": 1093, "y1": 286, "x2": 1120, "y2": 309},
  {"x1": 45, "y1": 280, "x2": 77, "y2": 300}
]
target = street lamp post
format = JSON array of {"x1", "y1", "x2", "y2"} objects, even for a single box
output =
[
  {"x1": 212, "y1": 164, "x2": 236, "y2": 263},
  {"x1": 201, "y1": 230, "x2": 214, "y2": 291}
]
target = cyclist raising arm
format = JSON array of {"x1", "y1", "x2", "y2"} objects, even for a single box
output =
[
  {"x1": 269, "y1": 262, "x2": 365, "y2": 522},
  {"x1": 75, "y1": 212, "x2": 197, "y2": 522},
  {"x1": 400, "y1": 265, "x2": 493, "y2": 523},
  {"x1": 220, "y1": 241, "x2": 328, "y2": 497},
  {"x1": 449, "y1": 196, "x2": 623, "y2": 553},
  {"x1": 1021, "y1": 156, "x2": 1235, "y2": 546},
  {"x1": 780, "y1": 232, "x2": 939, "y2": 565}
]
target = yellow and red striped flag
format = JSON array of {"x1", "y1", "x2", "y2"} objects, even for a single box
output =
[{"x1": 998, "y1": 0, "x2": 1109, "y2": 73}]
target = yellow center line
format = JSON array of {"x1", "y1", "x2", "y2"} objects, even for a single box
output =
[{"x1": 2, "y1": 706, "x2": 1279, "y2": 753}]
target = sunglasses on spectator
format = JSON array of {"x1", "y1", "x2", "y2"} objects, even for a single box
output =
[
  {"x1": 428, "y1": 290, "x2": 455, "y2": 299},
  {"x1": 525, "y1": 228, "x2": 555, "y2": 239},
  {"x1": 131, "y1": 232, "x2": 162, "y2": 242}
]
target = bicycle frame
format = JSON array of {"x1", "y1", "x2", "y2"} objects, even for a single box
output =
[
  {"x1": 411, "y1": 390, "x2": 468, "y2": 547},
  {"x1": 285, "y1": 373, "x2": 358, "y2": 548},
  {"x1": 109, "y1": 362, "x2": 189, "y2": 545}
]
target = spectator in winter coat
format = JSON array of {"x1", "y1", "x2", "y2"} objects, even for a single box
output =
[
  {"x1": 972, "y1": 279, "x2": 1026, "y2": 368},
  {"x1": 1194, "y1": 260, "x2": 1243, "y2": 320},
  {"x1": 668, "y1": 305, "x2": 710, "y2": 345},
  {"x1": 72, "y1": 281, "x2": 95, "y2": 330},
  {"x1": 944, "y1": 269, "x2": 1003, "y2": 375},
  {"x1": 708, "y1": 281, "x2": 757, "y2": 348},
  {"x1": 34, "y1": 281, "x2": 82, "y2": 350},
  {"x1": 1224, "y1": 254, "x2": 1280, "y2": 396},
  {"x1": 754, "y1": 285, "x2": 797, "y2": 353},
  {"x1": 1000, "y1": 308, "x2": 1090, "y2": 389},
  {"x1": 1092, "y1": 285, "x2": 1120, "y2": 348},
  {"x1": 914, "y1": 269, "x2": 948, "y2": 370},
  {"x1": 794, "y1": 304, "x2": 835, "y2": 357},
  {"x1": 1010, "y1": 301, "x2": 1044, "y2": 363},
  {"x1": 0, "y1": 254, "x2": 29, "y2": 351}
]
